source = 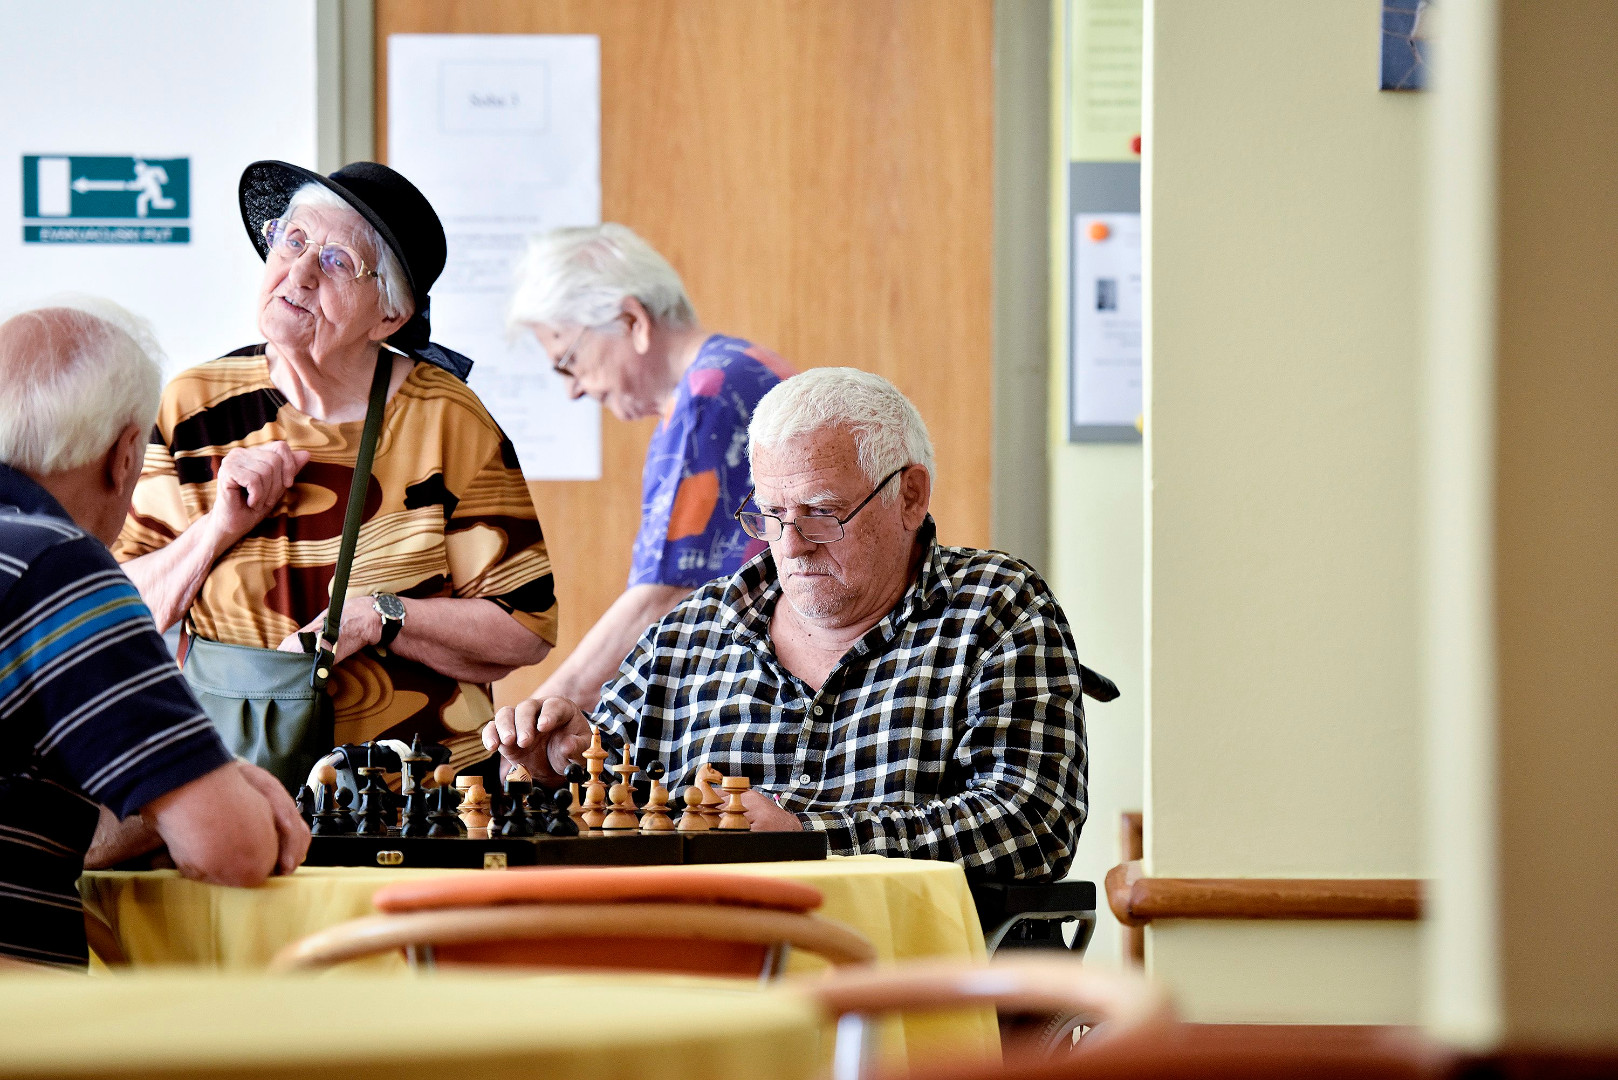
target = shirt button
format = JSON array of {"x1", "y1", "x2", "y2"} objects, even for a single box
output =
[
  {"x1": 813, "y1": 705, "x2": 824, "y2": 716},
  {"x1": 799, "y1": 773, "x2": 813, "y2": 784}
]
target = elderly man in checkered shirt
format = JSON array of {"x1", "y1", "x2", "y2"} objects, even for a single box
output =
[{"x1": 486, "y1": 368, "x2": 1088, "y2": 881}]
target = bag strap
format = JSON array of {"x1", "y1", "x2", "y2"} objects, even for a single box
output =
[{"x1": 311, "y1": 354, "x2": 392, "y2": 691}]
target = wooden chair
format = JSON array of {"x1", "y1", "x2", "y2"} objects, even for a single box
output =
[
  {"x1": 269, "y1": 866, "x2": 876, "y2": 978},
  {"x1": 801, "y1": 956, "x2": 1173, "y2": 1080}
]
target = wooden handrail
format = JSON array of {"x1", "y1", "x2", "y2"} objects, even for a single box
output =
[{"x1": 1105, "y1": 861, "x2": 1423, "y2": 927}]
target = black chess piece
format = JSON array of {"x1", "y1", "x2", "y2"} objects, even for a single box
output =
[
  {"x1": 311, "y1": 782, "x2": 347, "y2": 836},
  {"x1": 525, "y1": 784, "x2": 554, "y2": 833},
  {"x1": 565, "y1": 762, "x2": 588, "y2": 786},
  {"x1": 331, "y1": 787, "x2": 357, "y2": 834},
  {"x1": 354, "y1": 767, "x2": 392, "y2": 836},
  {"x1": 294, "y1": 785, "x2": 317, "y2": 826},
  {"x1": 398, "y1": 734, "x2": 431, "y2": 797},
  {"x1": 426, "y1": 785, "x2": 463, "y2": 837},
  {"x1": 399, "y1": 789, "x2": 432, "y2": 837},
  {"x1": 500, "y1": 776, "x2": 535, "y2": 838},
  {"x1": 546, "y1": 787, "x2": 580, "y2": 837}
]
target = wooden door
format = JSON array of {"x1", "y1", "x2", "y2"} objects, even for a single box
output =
[{"x1": 374, "y1": 0, "x2": 994, "y2": 704}]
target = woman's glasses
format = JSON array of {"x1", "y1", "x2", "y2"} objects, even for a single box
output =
[{"x1": 262, "y1": 218, "x2": 380, "y2": 283}]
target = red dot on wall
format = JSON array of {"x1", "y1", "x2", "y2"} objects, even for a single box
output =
[{"x1": 1131, "y1": 134, "x2": 1142, "y2": 155}]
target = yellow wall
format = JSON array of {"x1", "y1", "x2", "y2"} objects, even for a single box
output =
[
  {"x1": 1048, "y1": 0, "x2": 1146, "y2": 969},
  {"x1": 1144, "y1": 0, "x2": 1425, "y2": 1020}
]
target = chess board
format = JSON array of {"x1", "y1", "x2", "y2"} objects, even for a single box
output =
[
  {"x1": 296, "y1": 733, "x2": 828, "y2": 869},
  {"x1": 304, "y1": 830, "x2": 828, "y2": 869}
]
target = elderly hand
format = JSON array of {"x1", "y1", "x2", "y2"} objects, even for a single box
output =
[
  {"x1": 210, "y1": 441, "x2": 309, "y2": 544},
  {"x1": 276, "y1": 603, "x2": 381, "y2": 665},
  {"x1": 482, "y1": 697, "x2": 592, "y2": 786},
  {"x1": 739, "y1": 789, "x2": 804, "y2": 832},
  {"x1": 234, "y1": 761, "x2": 311, "y2": 875}
]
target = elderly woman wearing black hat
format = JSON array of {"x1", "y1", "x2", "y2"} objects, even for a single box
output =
[{"x1": 116, "y1": 161, "x2": 556, "y2": 776}]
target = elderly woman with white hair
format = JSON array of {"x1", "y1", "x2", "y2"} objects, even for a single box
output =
[
  {"x1": 508, "y1": 223, "x2": 793, "y2": 710},
  {"x1": 116, "y1": 161, "x2": 557, "y2": 781},
  {"x1": 486, "y1": 368, "x2": 1091, "y2": 883}
]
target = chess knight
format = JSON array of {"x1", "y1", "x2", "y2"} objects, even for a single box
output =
[{"x1": 485, "y1": 369, "x2": 1091, "y2": 883}]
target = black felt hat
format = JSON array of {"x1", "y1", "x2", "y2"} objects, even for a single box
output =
[{"x1": 238, "y1": 160, "x2": 470, "y2": 378}]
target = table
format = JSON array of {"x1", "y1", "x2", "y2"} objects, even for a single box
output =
[
  {"x1": 0, "y1": 971, "x2": 819, "y2": 1080},
  {"x1": 81, "y1": 854, "x2": 997, "y2": 1068}
]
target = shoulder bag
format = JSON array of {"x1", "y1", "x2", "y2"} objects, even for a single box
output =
[{"x1": 181, "y1": 353, "x2": 391, "y2": 792}]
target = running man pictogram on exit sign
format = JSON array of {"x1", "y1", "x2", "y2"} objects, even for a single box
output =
[{"x1": 21, "y1": 155, "x2": 190, "y2": 243}]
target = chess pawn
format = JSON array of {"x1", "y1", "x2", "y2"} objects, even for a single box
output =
[
  {"x1": 697, "y1": 762, "x2": 725, "y2": 829},
  {"x1": 454, "y1": 776, "x2": 491, "y2": 833},
  {"x1": 639, "y1": 761, "x2": 675, "y2": 832},
  {"x1": 500, "y1": 784, "x2": 536, "y2": 838},
  {"x1": 676, "y1": 785, "x2": 712, "y2": 832},
  {"x1": 601, "y1": 761, "x2": 641, "y2": 831},
  {"x1": 718, "y1": 776, "x2": 752, "y2": 831},
  {"x1": 547, "y1": 787, "x2": 580, "y2": 837},
  {"x1": 331, "y1": 787, "x2": 357, "y2": 834},
  {"x1": 427, "y1": 785, "x2": 464, "y2": 837}
]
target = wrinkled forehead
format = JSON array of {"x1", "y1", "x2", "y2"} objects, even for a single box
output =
[
  {"x1": 751, "y1": 427, "x2": 864, "y2": 506},
  {"x1": 283, "y1": 203, "x2": 376, "y2": 256}
]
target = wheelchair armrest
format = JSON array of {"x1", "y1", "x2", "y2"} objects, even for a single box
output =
[{"x1": 971, "y1": 880, "x2": 1098, "y2": 923}]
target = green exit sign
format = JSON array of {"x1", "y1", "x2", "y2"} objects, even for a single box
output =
[{"x1": 22, "y1": 155, "x2": 190, "y2": 244}]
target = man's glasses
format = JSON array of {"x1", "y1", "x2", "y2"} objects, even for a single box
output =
[
  {"x1": 734, "y1": 466, "x2": 909, "y2": 544},
  {"x1": 262, "y1": 219, "x2": 380, "y2": 283}
]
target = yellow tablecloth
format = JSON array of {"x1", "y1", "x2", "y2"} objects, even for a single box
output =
[
  {"x1": 81, "y1": 854, "x2": 996, "y2": 1068},
  {"x1": 0, "y1": 971, "x2": 819, "y2": 1080}
]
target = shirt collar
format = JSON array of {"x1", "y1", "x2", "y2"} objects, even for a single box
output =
[
  {"x1": 0, "y1": 463, "x2": 75, "y2": 523},
  {"x1": 722, "y1": 515, "x2": 952, "y2": 647}
]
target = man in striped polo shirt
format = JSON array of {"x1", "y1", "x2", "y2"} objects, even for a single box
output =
[{"x1": 0, "y1": 301, "x2": 308, "y2": 969}]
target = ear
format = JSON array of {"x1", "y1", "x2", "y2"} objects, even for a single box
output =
[
  {"x1": 366, "y1": 301, "x2": 413, "y2": 344},
  {"x1": 899, "y1": 466, "x2": 931, "y2": 531},
  {"x1": 105, "y1": 424, "x2": 145, "y2": 497},
  {"x1": 622, "y1": 296, "x2": 654, "y2": 355}
]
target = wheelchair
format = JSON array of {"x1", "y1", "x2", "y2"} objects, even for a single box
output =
[{"x1": 965, "y1": 662, "x2": 1116, "y2": 1055}]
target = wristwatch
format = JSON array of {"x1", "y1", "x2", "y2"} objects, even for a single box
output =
[{"x1": 371, "y1": 592, "x2": 406, "y2": 650}]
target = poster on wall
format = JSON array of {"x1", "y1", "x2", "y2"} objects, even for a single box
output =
[
  {"x1": 1070, "y1": 212, "x2": 1142, "y2": 433},
  {"x1": 388, "y1": 34, "x2": 603, "y2": 482},
  {"x1": 0, "y1": 0, "x2": 320, "y2": 376}
]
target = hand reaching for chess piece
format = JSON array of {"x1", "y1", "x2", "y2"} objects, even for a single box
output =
[{"x1": 481, "y1": 696, "x2": 591, "y2": 786}]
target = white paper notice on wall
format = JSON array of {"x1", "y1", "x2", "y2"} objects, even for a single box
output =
[
  {"x1": 388, "y1": 34, "x2": 602, "y2": 480},
  {"x1": 1070, "y1": 212, "x2": 1143, "y2": 436}
]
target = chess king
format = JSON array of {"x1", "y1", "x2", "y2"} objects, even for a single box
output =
[{"x1": 485, "y1": 368, "x2": 1090, "y2": 883}]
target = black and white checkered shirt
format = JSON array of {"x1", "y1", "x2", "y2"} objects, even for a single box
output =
[{"x1": 594, "y1": 520, "x2": 1088, "y2": 882}]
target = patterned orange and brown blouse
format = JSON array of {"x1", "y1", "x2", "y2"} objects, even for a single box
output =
[{"x1": 114, "y1": 347, "x2": 558, "y2": 769}]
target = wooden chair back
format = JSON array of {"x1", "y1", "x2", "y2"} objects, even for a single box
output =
[{"x1": 270, "y1": 867, "x2": 875, "y2": 977}]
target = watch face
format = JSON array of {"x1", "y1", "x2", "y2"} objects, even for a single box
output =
[{"x1": 374, "y1": 593, "x2": 406, "y2": 620}]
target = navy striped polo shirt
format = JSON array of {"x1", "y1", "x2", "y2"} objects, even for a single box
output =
[{"x1": 0, "y1": 464, "x2": 231, "y2": 967}]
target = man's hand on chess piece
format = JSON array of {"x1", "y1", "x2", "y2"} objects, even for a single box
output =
[
  {"x1": 234, "y1": 760, "x2": 312, "y2": 875},
  {"x1": 740, "y1": 789, "x2": 803, "y2": 832},
  {"x1": 482, "y1": 696, "x2": 591, "y2": 786}
]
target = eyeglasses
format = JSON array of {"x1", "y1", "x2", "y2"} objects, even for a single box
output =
[
  {"x1": 552, "y1": 325, "x2": 591, "y2": 377},
  {"x1": 734, "y1": 466, "x2": 909, "y2": 544},
  {"x1": 551, "y1": 313, "x2": 631, "y2": 377},
  {"x1": 262, "y1": 218, "x2": 380, "y2": 282}
]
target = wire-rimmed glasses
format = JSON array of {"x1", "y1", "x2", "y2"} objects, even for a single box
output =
[
  {"x1": 733, "y1": 466, "x2": 909, "y2": 544},
  {"x1": 262, "y1": 218, "x2": 380, "y2": 282}
]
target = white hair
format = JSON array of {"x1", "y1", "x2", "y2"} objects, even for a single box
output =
[
  {"x1": 507, "y1": 223, "x2": 697, "y2": 334},
  {"x1": 284, "y1": 183, "x2": 412, "y2": 321},
  {"x1": 0, "y1": 297, "x2": 165, "y2": 474},
  {"x1": 748, "y1": 368, "x2": 936, "y2": 502}
]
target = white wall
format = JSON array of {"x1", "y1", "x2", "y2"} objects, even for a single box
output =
[
  {"x1": 0, "y1": 1, "x2": 319, "y2": 374},
  {"x1": 1144, "y1": 0, "x2": 1426, "y2": 1020}
]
